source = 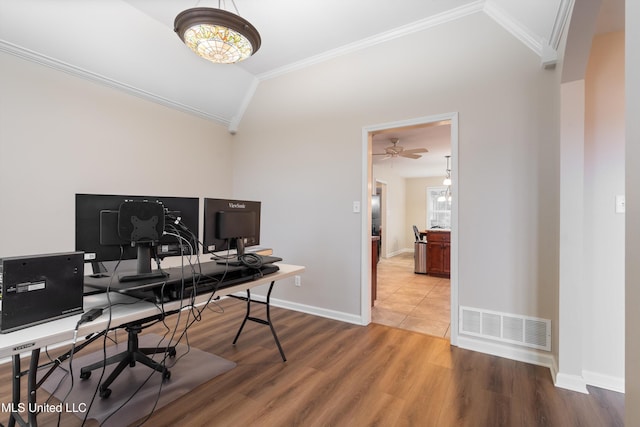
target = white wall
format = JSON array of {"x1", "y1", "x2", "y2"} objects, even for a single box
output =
[
  {"x1": 233, "y1": 12, "x2": 560, "y2": 331},
  {"x1": 372, "y1": 165, "x2": 407, "y2": 257},
  {"x1": 583, "y1": 31, "x2": 625, "y2": 389},
  {"x1": 558, "y1": 78, "x2": 586, "y2": 391},
  {"x1": 0, "y1": 52, "x2": 234, "y2": 259},
  {"x1": 626, "y1": 0, "x2": 640, "y2": 423},
  {"x1": 555, "y1": 1, "x2": 626, "y2": 394}
]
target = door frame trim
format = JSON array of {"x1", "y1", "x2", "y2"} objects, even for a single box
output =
[{"x1": 361, "y1": 112, "x2": 459, "y2": 346}]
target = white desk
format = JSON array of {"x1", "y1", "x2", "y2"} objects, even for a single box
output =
[{"x1": 0, "y1": 263, "x2": 304, "y2": 426}]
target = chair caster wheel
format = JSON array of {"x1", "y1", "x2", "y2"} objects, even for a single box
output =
[
  {"x1": 99, "y1": 388, "x2": 112, "y2": 399},
  {"x1": 163, "y1": 369, "x2": 171, "y2": 380},
  {"x1": 169, "y1": 348, "x2": 177, "y2": 357},
  {"x1": 80, "y1": 371, "x2": 91, "y2": 380}
]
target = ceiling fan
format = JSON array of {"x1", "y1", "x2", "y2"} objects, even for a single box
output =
[{"x1": 373, "y1": 138, "x2": 428, "y2": 160}]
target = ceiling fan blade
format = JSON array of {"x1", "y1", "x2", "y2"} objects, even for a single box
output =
[
  {"x1": 402, "y1": 148, "x2": 428, "y2": 154},
  {"x1": 400, "y1": 153, "x2": 422, "y2": 159}
]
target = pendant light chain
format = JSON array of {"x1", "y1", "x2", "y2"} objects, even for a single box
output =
[
  {"x1": 217, "y1": 0, "x2": 241, "y2": 15},
  {"x1": 231, "y1": 1, "x2": 241, "y2": 15}
]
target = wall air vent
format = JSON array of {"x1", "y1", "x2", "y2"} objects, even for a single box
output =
[{"x1": 459, "y1": 306, "x2": 551, "y2": 351}]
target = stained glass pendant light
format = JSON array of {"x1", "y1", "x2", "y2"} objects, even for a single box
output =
[{"x1": 174, "y1": 2, "x2": 261, "y2": 64}]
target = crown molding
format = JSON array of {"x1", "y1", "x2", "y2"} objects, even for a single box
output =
[
  {"x1": 0, "y1": 39, "x2": 231, "y2": 126},
  {"x1": 483, "y1": 0, "x2": 572, "y2": 69},
  {"x1": 549, "y1": 0, "x2": 574, "y2": 50},
  {"x1": 257, "y1": 0, "x2": 571, "y2": 80},
  {"x1": 483, "y1": 1, "x2": 545, "y2": 57},
  {"x1": 257, "y1": 0, "x2": 485, "y2": 81}
]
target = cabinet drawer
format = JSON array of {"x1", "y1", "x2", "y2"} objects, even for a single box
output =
[{"x1": 426, "y1": 231, "x2": 450, "y2": 242}]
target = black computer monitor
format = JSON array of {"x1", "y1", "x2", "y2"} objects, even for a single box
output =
[
  {"x1": 75, "y1": 193, "x2": 200, "y2": 280},
  {"x1": 203, "y1": 198, "x2": 261, "y2": 256}
]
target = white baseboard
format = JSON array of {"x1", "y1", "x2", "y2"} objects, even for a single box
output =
[
  {"x1": 457, "y1": 335, "x2": 557, "y2": 368},
  {"x1": 555, "y1": 372, "x2": 589, "y2": 394},
  {"x1": 583, "y1": 370, "x2": 625, "y2": 393},
  {"x1": 232, "y1": 292, "x2": 364, "y2": 325},
  {"x1": 453, "y1": 335, "x2": 625, "y2": 394},
  {"x1": 271, "y1": 297, "x2": 364, "y2": 325},
  {"x1": 457, "y1": 335, "x2": 558, "y2": 378},
  {"x1": 384, "y1": 248, "x2": 412, "y2": 258}
]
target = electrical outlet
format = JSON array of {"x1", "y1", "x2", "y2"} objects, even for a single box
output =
[{"x1": 294, "y1": 275, "x2": 301, "y2": 287}]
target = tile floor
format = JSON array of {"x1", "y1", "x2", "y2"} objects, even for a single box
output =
[{"x1": 371, "y1": 252, "x2": 451, "y2": 339}]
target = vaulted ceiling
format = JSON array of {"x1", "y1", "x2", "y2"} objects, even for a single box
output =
[{"x1": 1, "y1": 0, "x2": 593, "y2": 134}]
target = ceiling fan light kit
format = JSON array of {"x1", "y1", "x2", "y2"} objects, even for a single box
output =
[{"x1": 174, "y1": 5, "x2": 261, "y2": 64}]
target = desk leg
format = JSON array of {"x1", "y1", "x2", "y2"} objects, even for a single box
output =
[
  {"x1": 9, "y1": 349, "x2": 40, "y2": 427},
  {"x1": 27, "y1": 350, "x2": 39, "y2": 427},
  {"x1": 231, "y1": 281, "x2": 286, "y2": 362},
  {"x1": 9, "y1": 354, "x2": 20, "y2": 427},
  {"x1": 5, "y1": 331, "x2": 107, "y2": 427},
  {"x1": 264, "y1": 283, "x2": 286, "y2": 362}
]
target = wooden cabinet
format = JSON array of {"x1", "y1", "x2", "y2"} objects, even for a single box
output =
[
  {"x1": 425, "y1": 230, "x2": 450, "y2": 277},
  {"x1": 371, "y1": 236, "x2": 380, "y2": 306}
]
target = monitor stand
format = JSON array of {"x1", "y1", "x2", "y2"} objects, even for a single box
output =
[
  {"x1": 215, "y1": 238, "x2": 246, "y2": 266},
  {"x1": 118, "y1": 245, "x2": 169, "y2": 282}
]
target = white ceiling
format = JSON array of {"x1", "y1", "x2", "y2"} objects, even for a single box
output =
[
  {"x1": 0, "y1": 0, "x2": 582, "y2": 129},
  {"x1": 0, "y1": 0, "x2": 624, "y2": 176}
]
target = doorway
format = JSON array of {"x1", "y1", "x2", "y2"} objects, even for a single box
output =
[{"x1": 361, "y1": 113, "x2": 459, "y2": 346}]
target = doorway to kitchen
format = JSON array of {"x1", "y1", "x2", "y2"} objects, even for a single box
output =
[{"x1": 361, "y1": 113, "x2": 458, "y2": 345}]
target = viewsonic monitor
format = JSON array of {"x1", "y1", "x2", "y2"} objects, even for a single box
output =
[{"x1": 203, "y1": 198, "x2": 261, "y2": 256}]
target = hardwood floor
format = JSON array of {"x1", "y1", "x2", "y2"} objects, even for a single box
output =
[
  {"x1": 372, "y1": 252, "x2": 451, "y2": 338},
  {"x1": 0, "y1": 296, "x2": 624, "y2": 426}
]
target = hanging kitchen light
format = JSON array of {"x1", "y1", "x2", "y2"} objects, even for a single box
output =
[
  {"x1": 438, "y1": 155, "x2": 452, "y2": 202},
  {"x1": 442, "y1": 155, "x2": 452, "y2": 186},
  {"x1": 174, "y1": 1, "x2": 261, "y2": 64}
]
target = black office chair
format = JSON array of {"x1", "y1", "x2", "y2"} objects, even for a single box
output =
[
  {"x1": 79, "y1": 319, "x2": 175, "y2": 398},
  {"x1": 413, "y1": 225, "x2": 423, "y2": 242}
]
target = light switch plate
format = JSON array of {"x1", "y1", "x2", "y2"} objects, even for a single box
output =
[{"x1": 615, "y1": 195, "x2": 625, "y2": 213}]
